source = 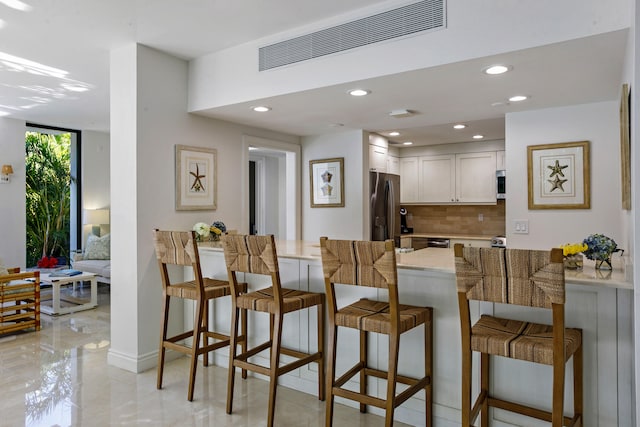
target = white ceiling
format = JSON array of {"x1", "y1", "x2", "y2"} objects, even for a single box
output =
[{"x1": 0, "y1": 1, "x2": 628, "y2": 146}]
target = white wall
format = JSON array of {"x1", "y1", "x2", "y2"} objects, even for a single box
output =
[
  {"x1": 505, "y1": 101, "x2": 625, "y2": 250},
  {"x1": 0, "y1": 117, "x2": 27, "y2": 268},
  {"x1": 108, "y1": 44, "x2": 299, "y2": 372},
  {"x1": 302, "y1": 130, "x2": 367, "y2": 242},
  {"x1": 81, "y1": 130, "x2": 111, "y2": 245},
  {"x1": 189, "y1": 0, "x2": 629, "y2": 111}
]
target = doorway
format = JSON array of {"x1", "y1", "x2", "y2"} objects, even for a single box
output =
[{"x1": 242, "y1": 136, "x2": 300, "y2": 241}]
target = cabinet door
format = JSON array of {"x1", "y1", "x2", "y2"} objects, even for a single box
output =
[
  {"x1": 456, "y1": 152, "x2": 497, "y2": 202},
  {"x1": 419, "y1": 155, "x2": 455, "y2": 203},
  {"x1": 369, "y1": 144, "x2": 387, "y2": 172},
  {"x1": 387, "y1": 155, "x2": 400, "y2": 175},
  {"x1": 496, "y1": 150, "x2": 506, "y2": 170},
  {"x1": 399, "y1": 157, "x2": 419, "y2": 203}
]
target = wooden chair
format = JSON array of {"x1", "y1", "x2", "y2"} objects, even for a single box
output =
[
  {"x1": 320, "y1": 237, "x2": 433, "y2": 427},
  {"x1": 152, "y1": 229, "x2": 247, "y2": 401},
  {"x1": 222, "y1": 234, "x2": 325, "y2": 427},
  {"x1": 453, "y1": 244, "x2": 583, "y2": 426},
  {"x1": 0, "y1": 268, "x2": 40, "y2": 335}
]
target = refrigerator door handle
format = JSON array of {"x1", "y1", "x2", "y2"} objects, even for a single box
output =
[{"x1": 386, "y1": 180, "x2": 395, "y2": 241}]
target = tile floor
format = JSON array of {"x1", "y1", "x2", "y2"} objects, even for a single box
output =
[{"x1": 0, "y1": 286, "x2": 410, "y2": 426}]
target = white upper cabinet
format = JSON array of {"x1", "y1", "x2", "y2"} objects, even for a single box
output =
[
  {"x1": 419, "y1": 155, "x2": 456, "y2": 202},
  {"x1": 387, "y1": 155, "x2": 400, "y2": 175},
  {"x1": 496, "y1": 150, "x2": 506, "y2": 170},
  {"x1": 400, "y1": 151, "x2": 498, "y2": 204},
  {"x1": 369, "y1": 144, "x2": 388, "y2": 172},
  {"x1": 455, "y1": 152, "x2": 497, "y2": 203},
  {"x1": 399, "y1": 157, "x2": 419, "y2": 202}
]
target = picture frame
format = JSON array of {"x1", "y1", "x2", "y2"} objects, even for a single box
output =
[
  {"x1": 309, "y1": 157, "x2": 344, "y2": 208},
  {"x1": 527, "y1": 141, "x2": 590, "y2": 210},
  {"x1": 175, "y1": 144, "x2": 217, "y2": 211},
  {"x1": 620, "y1": 83, "x2": 631, "y2": 210}
]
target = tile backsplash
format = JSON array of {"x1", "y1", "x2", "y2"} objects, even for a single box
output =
[{"x1": 402, "y1": 201, "x2": 505, "y2": 236}]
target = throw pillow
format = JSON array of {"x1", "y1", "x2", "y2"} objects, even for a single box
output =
[{"x1": 84, "y1": 233, "x2": 110, "y2": 260}]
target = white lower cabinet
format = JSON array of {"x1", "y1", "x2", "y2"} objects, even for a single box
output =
[{"x1": 449, "y1": 238, "x2": 492, "y2": 248}]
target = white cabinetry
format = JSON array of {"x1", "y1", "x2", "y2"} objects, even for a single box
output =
[
  {"x1": 369, "y1": 144, "x2": 388, "y2": 172},
  {"x1": 403, "y1": 151, "x2": 497, "y2": 203},
  {"x1": 455, "y1": 152, "x2": 497, "y2": 203},
  {"x1": 419, "y1": 155, "x2": 456, "y2": 203},
  {"x1": 496, "y1": 150, "x2": 506, "y2": 170},
  {"x1": 399, "y1": 157, "x2": 419, "y2": 202},
  {"x1": 386, "y1": 155, "x2": 400, "y2": 175},
  {"x1": 449, "y1": 238, "x2": 492, "y2": 248}
]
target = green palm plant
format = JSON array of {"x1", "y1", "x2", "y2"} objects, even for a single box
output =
[{"x1": 25, "y1": 132, "x2": 73, "y2": 267}]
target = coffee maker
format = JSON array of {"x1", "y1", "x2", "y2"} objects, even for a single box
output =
[{"x1": 400, "y1": 208, "x2": 413, "y2": 234}]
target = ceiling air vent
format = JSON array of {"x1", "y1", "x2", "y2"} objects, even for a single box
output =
[{"x1": 259, "y1": 0, "x2": 445, "y2": 71}]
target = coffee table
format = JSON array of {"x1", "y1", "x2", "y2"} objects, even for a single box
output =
[{"x1": 39, "y1": 272, "x2": 98, "y2": 315}]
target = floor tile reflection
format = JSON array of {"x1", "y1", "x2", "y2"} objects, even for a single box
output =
[{"x1": 0, "y1": 285, "x2": 411, "y2": 426}]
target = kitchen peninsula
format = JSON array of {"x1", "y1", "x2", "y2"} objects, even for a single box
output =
[{"x1": 191, "y1": 241, "x2": 633, "y2": 426}]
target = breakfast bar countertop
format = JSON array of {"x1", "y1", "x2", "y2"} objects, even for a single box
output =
[{"x1": 199, "y1": 240, "x2": 633, "y2": 290}]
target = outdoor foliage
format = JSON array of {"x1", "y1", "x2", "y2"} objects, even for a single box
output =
[{"x1": 25, "y1": 132, "x2": 72, "y2": 267}]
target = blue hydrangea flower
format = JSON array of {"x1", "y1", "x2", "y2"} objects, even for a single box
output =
[
  {"x1": 211, "y1": 221, "x2": 226, "y2": 233},
  {"x1": 582, "y1": 234, "x2": 617, "y2": 261}
]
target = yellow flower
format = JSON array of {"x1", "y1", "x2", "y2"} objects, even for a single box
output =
[
  {"x1": 210, "y1": 226, "x2": 222, "y2": 235},
  {"x1": 559, "y1": 243, "x2": 588, "y2": 256}
]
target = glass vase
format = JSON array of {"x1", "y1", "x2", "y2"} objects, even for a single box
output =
[
  {"x1": 595, "y1": 257, "x2": 612, "y2": 270},
  {"x1": 563, "y1": 254, "x2": 583, "y2": 270}
]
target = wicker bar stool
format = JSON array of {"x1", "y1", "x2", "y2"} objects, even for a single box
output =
[
  {"x1": 222, "y1": 234, "x2": 325, "y2": 427},
  {"x1": 320, "y1": 237, "x2": 433, "y2": 427},
  {"x1": 453, "y1": 244, "x2": 583, "y2": 426},
  {"x1": 152, "y1": 229, "x2": 247, "y2": 401}
]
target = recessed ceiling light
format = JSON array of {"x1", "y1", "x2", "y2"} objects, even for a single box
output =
[
  {"x1": 509, "y1": 95, "x2": 529, "y2": 102},
  {"x1": 252, "y1": 106, "x2": 271, "y2": 112},
  {"x1": 483, "y1": 64, "x2": 511, "y2": 75},
  {"x1": 453, "y1": 124, "x2": 466, "y2": 129},
  {"x1": 403, "y1": 141, "x2": 413, "y2": 145},
  {"x1": 472, "y1": 134, "x2": 484, "y2": 139},
  {"x1": 491, "y1": 101, "x2": 509, "y2": 107},
  {"x1": 329, "y1": 123, "x2": 344, "y2": 127},
  {"x1": 348, "y1": 89, "x2": 370, "y2": 97},
  {"x1": 388, "y1": 131, "x2": 400, "y2": 136}
]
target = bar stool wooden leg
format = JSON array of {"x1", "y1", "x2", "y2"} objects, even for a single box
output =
[
  {"x1": 359, "y1": 330, "x2": 368, "y2": 413},
  {"x1": 267, "y1": 312, "x2": 284, "y2": 427},
  {"x1": 226, "y1": 306, "x2": 240, "y2": 414},
  {"x1": 480, "y1": 353, "x2": 489, "y2": 427},
  {"x1": 241, "y1": 307, "x2": 248, "y2": 379},
  {"x1": 552, "y1": 350, "x2": 565, "y2": 426},
  {"x1": 425, "y1": 314, "x2": 433, "y2": 427},
  {"x1": 157, "y1": 295, "x2": 170, "y2": 390},
  {"x1": 574, "y1": 344, "x2": 583, "y2": 423},
  {"x1": 385, "y1": 332, "x2": 400, "y2": 427},
  {"x1": 188, "y1": 298, "x2": 205, "y2": 401},
  {"x1": 203, "y1": 302, "x2": 210, "y2": 367},
  {"x1": 461, "y1": 343, "x2": 472, "y2": 426},
  {"x1": 317, "y1": 302, "x2": 326, "y2": 401},
  {"x1": 326, "y1": 324, "x2": 338, "y2": 427}
]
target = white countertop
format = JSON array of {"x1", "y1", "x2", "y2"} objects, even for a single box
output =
[{"x1": 199, "y1": 240, "x2": 633, "y2": 289}]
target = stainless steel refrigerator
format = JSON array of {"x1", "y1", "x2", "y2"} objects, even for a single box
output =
[{"x1": 370, "y1": 171, "x2": 401, "y2": 245}]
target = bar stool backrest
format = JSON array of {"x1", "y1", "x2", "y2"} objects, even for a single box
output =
[
  {"x1": 454, "y1": 246, "x2": 565, "y2": 309},
  {"x1": 320, "y1": 238, "x2": 397, "y2": 289},
  {"x1": 153, "y1": 230, "x2": 199, "y2": 267},
  {"x1": 222, "y1": 234, "x2": 279, "y2": 275}
]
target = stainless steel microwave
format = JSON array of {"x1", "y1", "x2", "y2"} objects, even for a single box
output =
[{"x1": 496, "y1": 170, "x2": 506, "y2": 199}]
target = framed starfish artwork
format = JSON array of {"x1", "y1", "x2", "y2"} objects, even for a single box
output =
[
  {"x1": 309, "y1": 157, "x2": 344, "y2": 207},
  {"x1": 175, "y1": 144, "x2": 217, "y2": 210},
  {"x1": 527, "y1": 141, "x2": 590, "y2": 209}
]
